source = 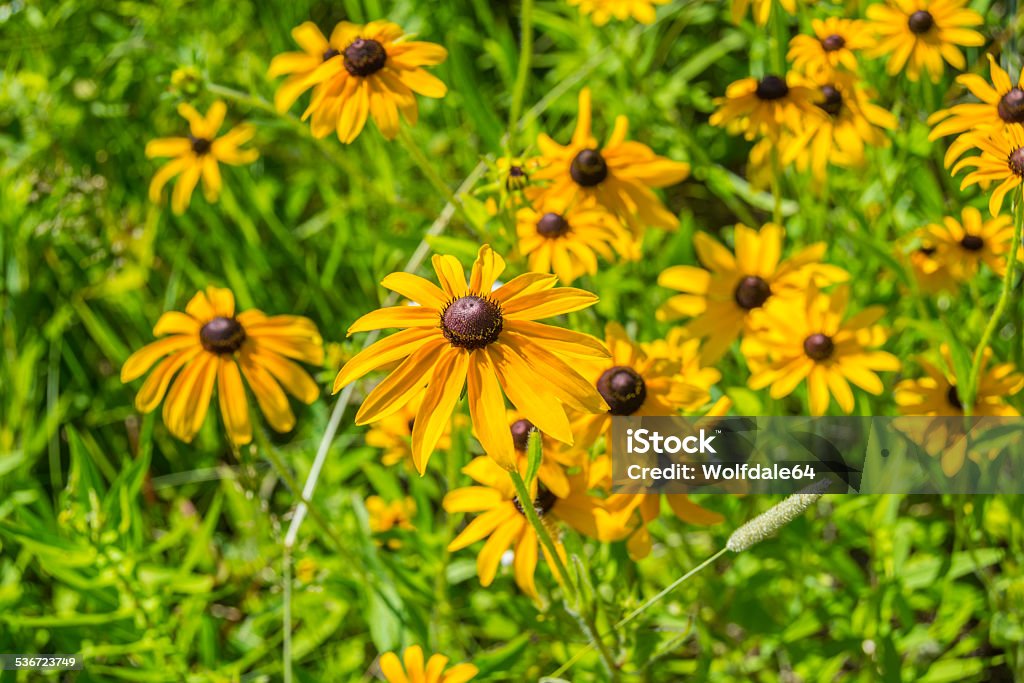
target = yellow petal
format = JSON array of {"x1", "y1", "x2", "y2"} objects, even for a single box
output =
[
  {"x1": 467, "y1": 351, "x2": 515, "y2": 469},
  {"x1": 218, "y1": 358, "x2": 252, "y2": 445},
  {"x1": 121, "y1": 336, "x2": 196, "y2": 382},
  {"x1": 411, "y1": 348, "x2": 469, "y2": 474}
]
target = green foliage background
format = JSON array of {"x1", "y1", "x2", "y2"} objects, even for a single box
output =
[{"x1": 2, "y1": 0, "x2": 1024, "y2": 680}]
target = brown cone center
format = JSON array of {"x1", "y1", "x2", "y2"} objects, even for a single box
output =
[{"x1": 200, "y1": 316, "x2": 247, "y2": 354}]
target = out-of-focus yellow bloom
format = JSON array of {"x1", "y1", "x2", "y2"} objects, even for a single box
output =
[{"x1": 146, "y1": 101, "x2": 257, "y2": 214}]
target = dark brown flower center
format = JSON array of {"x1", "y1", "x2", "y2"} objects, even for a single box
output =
[
  {"x1": 755, "y1": 75, "x2": 789, "y2": 101},
  {"x1": 190, "y1": 135, "x2": 212, "y2": 155},
  {"x1": 960, "y1": 234, "x2": 984, "y2": 251},
  {"x1": 1010, "y1": 147, "x2": 1024, "y2": 177},
  {"x1": 322, "y1": 47, "x2": 340, "y2": 61},
  {"x1": 998, "y1": 88, "x2": 1024, "y2": 124},
  {"x1": 513, "y1": 484, "x2": 558, "y2": 517},
  {"x1": 506, "y1": 165, "x2": 529, "y2": 191},
  {"x1": 570, "y1": 148, "x2": 609, "y2": 187},
  {"x1": 734, "y1": 275, "x2": 772, "y2": 310},
  {"x1": 344, "y1": 38, "x2": 387, "y2": 77},
  {"x1": 440, "y1": 295, "x2": 503, "y2": 350},
  {"x1": 536, "y1": 212, "x2": 571, "y2": 239},
  {"x1": 819, "y1": 85, "x2": 843, "y2": 117},
  {"x1": 597, "y1": 366, "x2": 647, "y2": 416},
  {"x1": 803, "y1": 333, "x2": 835, "y2": 361},
  {"x1": 946, "y1": 385, "x2": 964, "y2": 411},
  {"x1": 821, "y1": 34, "x2": 846, "y2": 52},
  {"x1": 907, "y1": 10, "x2": 934, "y2": 34},
  {"x1": 511, "y1": 418, "x2": 535, "y2": 451},
  {"x1": 200, "y1": 316, "x2": 247, "y2": 354}
]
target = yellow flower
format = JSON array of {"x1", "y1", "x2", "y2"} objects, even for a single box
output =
[
  {"x1": 710, "y1": 73, "x2": 824, "y2": 141},
  {"x1": 921, "y1": 207, "x2": 1016, "y2": 279},
  {"x1": 730, "y1": 0, "x2": 797, "y2": 25},
  {"x1": 866, "y1": 0, "x2": 984, "y2": 83},
  {"x1": 333, "y1": 245, "x2": 608, "y2": 474},
  {"x1": 781, "y1": 73, "x2": 897, "y2": 181},
  {"x1": 443, "y1": 456, "x2": 568, "y2": 599},
  {"x1": 746, "y1": 287, "x2": 900, "y2": 415},
  {"x1": 641, "y1": 327, "x2": 722, "y2": 410},
  {"x1": 895, "y1": 346, "x2": 1023, "y2": 475},
  {"x1": 895, "y1": 346, "x2": 1023, "y2": 417},
  {"x1": 269, "y1": 20, "x2": 447, "y2": 143},
  {"x1": 532, "y1": 88, "x2": 690, "y2": 236},
  {"x1": 929, "y1": 55, "x2": 1024, "y2": 167},
  {"x1": 788, "y1": 18, "x2": 875, "y2": 79},
  {"x1": 379, "y1": 645, "x2": 477, "y2": 683},
  {"x1": 121, "y1": 287, "x2": 324, "y2": 445},
  {"x1": 571, "y1": 323, "x2": 711, "y2": 451},
  {"x1": 952, "y1": 122, "x2": 1024, "y2": 217},
  {"x1": 515, "y1": 198, "x2": 631, "y2": 284},
  {"x1": 657, "y1": 223, "x2": 849, "y2": 362},
  {"x1": 366, "y1": 393, "x2": 455, "y2": 468},
  {"x1": 568, "y1": 0, "x2": 669, "y2": 25},
  {"x1": 146, "y1": 101, "x2": 257, "y2": 215}
]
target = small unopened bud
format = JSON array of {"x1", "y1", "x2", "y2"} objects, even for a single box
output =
[{"x1": 726, "y1": 491, "x2": 823, "y2": 553}]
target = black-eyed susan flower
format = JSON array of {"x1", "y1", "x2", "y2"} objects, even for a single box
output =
[
  {"x1": 730, "y1": 0, "x2": 797, "y2": 25},
  {"x1": 710, "y1": 73, "x2": 824, "y2": 141},
  {"x1": 121, "y1": 287, "x2": 324, "y2": 445},
  {"x1": 269, "y1": 20, "x2": 447, "y2": 143},
  {"x1": 896, "y1": 346, "x2": 1023, "y2": 417},
  {"x1": 788, "y1": 18, "x2": 874, "y2": 79},
  {"x1": 782, "y1": 73, "x2": 897, "y2": 181},
  {"x1": 379, "y1": 645, "x2": 477, "y2": 683},
  {"x1": 921, "y1": 207, "x2": 1016, "y2": 279},
  {"x1": 952, "y1": 123, "x2": 1024, "y2": 217},
  {"x1": 532, "y1": 88, "x2": 690, "y2": 236},
  {"x1": 568, "y1": 0, "x2": 668, "y2": 25},
  {"x1": 446, "y1": 454, "x2": 620, "y2": 596},
  {"x1": 929, "y1": 55, "x2": 1024, "y2": 166},
  {"x1": 515, "y1": 198, "x2": 632, "y2": 284},
  {"x1": 866, "y1": 0, "x2": 984, "y2": 83},
  {"x1": 333, "y1": 245, "x2": 608, "y2": 474},
  {"x1": 570, "y1": 323, "x2": 710, "y2": 450},
  {"x1": 146, "y1": 101, "x2": 257, "y2": 215},
  {"x1": 745, "y1": 287, "x2": 900, "y2": 415},
  {"x1": 656, "y1": 223, "x2": 849, "y2": 363},
  {"x1": 895, "y1": 346, "x2": 1023, "y2": 474},
  {"x1": 444, "y1": 455, "x2": 568, "y2": 600}
]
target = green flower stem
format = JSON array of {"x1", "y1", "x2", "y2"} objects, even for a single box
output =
[
  {"x1": 508, "y1": 469, "x2": 578, "y2": 604},
  {"x1": 506, "y1": 0, "x2": 535, "y2": 148},
  {"x1": 549, "y1": 546, "x2": 728, "y2": 678},
  {"x1": 964, "y1": 190, "x2": 1023, "y2": 414}
]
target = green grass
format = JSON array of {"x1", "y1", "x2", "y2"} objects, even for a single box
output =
[{"x1": 2, "y1": 0, "x2": 1024, "y2": 680}]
